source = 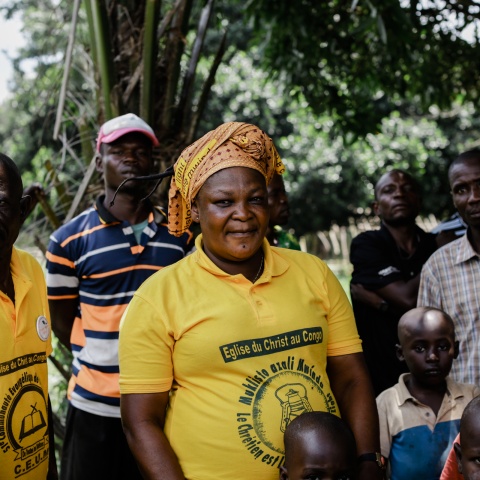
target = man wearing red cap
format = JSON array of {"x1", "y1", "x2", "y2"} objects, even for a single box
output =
[{"x1": 46, "y1": 114, "x2": 192, "y2": 480}]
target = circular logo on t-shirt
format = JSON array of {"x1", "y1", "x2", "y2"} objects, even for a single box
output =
[
  {"x1": 252, "y1": 370, "x2": 332, "y2": 453},
  {"x1": 36, "y1": 316, "x2": 50, "y2": 342},
  {"x1": 0, "y1": 376, "x2": 50, "y2": 478}
]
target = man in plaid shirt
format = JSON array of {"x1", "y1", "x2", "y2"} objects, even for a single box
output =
[{"x1": 418, "y1": 149, "x2": 480, "y2": 386}]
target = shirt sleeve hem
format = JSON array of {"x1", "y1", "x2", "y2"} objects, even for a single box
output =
[
  {"x1": 119, "y1": 377, "x2": 173, "y2": 394},
  {"x1": 327, "y1": 342, "x2": 363, "y2": 357}
]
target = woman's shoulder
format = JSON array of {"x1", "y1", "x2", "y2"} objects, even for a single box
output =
[
  {"x1": 271, "y1": 245, "x2": 325, "y2": 264},
  {"x1": 270, "y1": 246, "x2": 330, "y2": 278},
  {"x1": 138, "y1": 254, "x2": 195, "y2": 291}
]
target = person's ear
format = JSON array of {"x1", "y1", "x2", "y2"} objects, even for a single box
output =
[
  {"x1": 454, "y1": 340, "x2": 460, "y2": 359},
  {"x1": 95, "y1": 152, "x2": 104, "y2": 174},
  {"x1": 279, "y1": 466, "x2": 288, "y2": 480},
  {"x1": 396, "y1": 344, "x2": 405, "y2": 362},
  {"x1": 19, "y1": 195, "x2": 32, "y2": 223},
  {"x1": 372, "y1": 200, "x2": 379, "y2": 216},
  {"x1": 454, "y1": 441, "x2": 463, "y2": 474},
  {"x1": 191, "y1": 201, "x2": 200, "y2": 224}
]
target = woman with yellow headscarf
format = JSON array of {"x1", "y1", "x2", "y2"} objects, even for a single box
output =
[{"x1": 119, "y1": 122, "x2": 383, "y2": 480}]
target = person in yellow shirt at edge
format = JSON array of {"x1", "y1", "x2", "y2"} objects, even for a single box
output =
[{"x1": 0, "y1": 153, "x2": 57, "y2": 480}]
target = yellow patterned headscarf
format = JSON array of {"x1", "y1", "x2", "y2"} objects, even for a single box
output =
[{"x1": 168, "y1": 122, "x2": 285, "y2": 236}]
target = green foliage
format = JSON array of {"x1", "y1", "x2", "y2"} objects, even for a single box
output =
[
  {"x1": 200, "y1": 48, "x2": 293, "y2": 137},
  {"x1": 245, "y1": 0, "x2": 480, "y2": 136},
  {"x1": 285, "y1": 102, "x2": 480, "y2": 235},
  {"x1": 0, "y1": 0, "x2": 92, "y2": 177},
  {"x1": 186, "y1": 43, "x2": 480, "y2": 235},
  {"x1": 1, "y1": 0, "x2": 480, "y2": 239}
]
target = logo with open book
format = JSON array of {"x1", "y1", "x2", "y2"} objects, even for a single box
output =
[{"x1": 0, "y1": 376, "x2": 49, "y2": 478}]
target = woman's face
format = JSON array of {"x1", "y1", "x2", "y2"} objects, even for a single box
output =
[{"x1": 192, "y1": 167, "x2": 269, "y2": 268}]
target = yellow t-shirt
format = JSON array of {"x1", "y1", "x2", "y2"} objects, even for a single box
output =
[
  {"x1": 119, "y1": 237, "x2": 361, "y2": 480},
  {"x1": 0, "y1": 248, "x2": 52, "y2": 480}
]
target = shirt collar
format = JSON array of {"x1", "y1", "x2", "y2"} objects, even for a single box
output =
[
  {"x1": 10, "y1": 247, "x2": 29, "y2": 284},
  {"x1": 454, "y1": 231, "x2": 480, "y2": 264},
  {"x1": 380, "y1": 221, "x2": 425, "y2": 237},
  {"x1": 95, "y1": 195, "x2": 164, "y2": 225},
  {"x1": 193, "y1": 234, "x2": 289, "y2": 281},
  {"x1": 396, "y1": 373, "x2": 466, "y2": 406},
  {"x1": 9, "y1": 247, "x2": 32, "y2": 307}
]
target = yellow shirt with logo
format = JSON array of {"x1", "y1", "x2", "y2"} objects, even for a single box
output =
[
  {"x1": 119, "y1": 236, "x2": 361, "y2": 480},
  {"x1": 0, "y1": 248, "x2": 52, "y2": 480}
]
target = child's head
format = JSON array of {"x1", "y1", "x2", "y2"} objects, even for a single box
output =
[
  {"x1": 396, "y1": 307, "x2": 458, "y2": 387},
  {"x1": 280, "y1": 411, "x2": 357, "y2": 480},
  {"x1": 454, "y1": 395, "x2": 480, "y2": 479}
]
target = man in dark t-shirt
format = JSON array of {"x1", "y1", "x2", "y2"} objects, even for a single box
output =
[{"x1": 350, "y1": 170, "x2": 437, "y2": 396}]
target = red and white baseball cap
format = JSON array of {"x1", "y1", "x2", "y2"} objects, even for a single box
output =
[{"x1": 96, "y1": 113, "x2": 160, "y2": 152}]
